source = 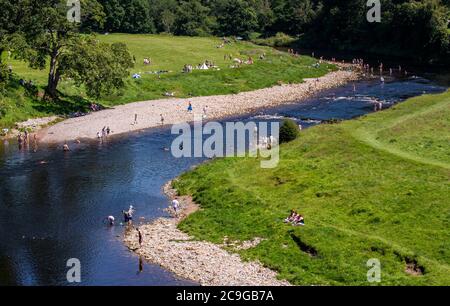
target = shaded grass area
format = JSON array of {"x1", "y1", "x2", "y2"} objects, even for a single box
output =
[
  {"x1": 0, "y1": 34, "x2": 334, "y2": 128},
  {"x1": 174, "y1": 90, "x2": 450, "y2": 285}
]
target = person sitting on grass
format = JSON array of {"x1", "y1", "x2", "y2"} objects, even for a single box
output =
[
  {"x1": 293, "y1": 214, "x2": 305, "y2": 226},
  {"x1": 284, "y1": 210, "x2": 297, "y2": 223}
]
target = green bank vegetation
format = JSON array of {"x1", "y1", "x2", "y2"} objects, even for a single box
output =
[
  {"x1": 174, "y1": 90, "x2": 450, "y2": 285},
  {"x1": 0, "y1": 34, "x2": 335, "y2": 129}
]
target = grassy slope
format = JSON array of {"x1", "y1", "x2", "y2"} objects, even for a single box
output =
[
  {"x1": 174, "y1": 90, "x2": 450, "y2": 285},
  {"x1": 0, "y1": 34, "x2": 334, "y2": 129}
]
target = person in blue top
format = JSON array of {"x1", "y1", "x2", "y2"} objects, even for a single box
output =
[{"x1": 187, "y1": 102, "x2": 193, "y2": 112}]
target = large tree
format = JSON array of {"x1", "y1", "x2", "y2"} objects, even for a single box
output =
[
  {"x1": 215, "y1": 0, "x2": 259, "y2": 38},
  {"x1": 62, "y1": 37, "x2": 133, "y2": 99},
  {"x1": 0, "y1": 0, "x2": 27, "y2": 63},
  {"x1": 174, "y1": 0, "x2": 214, "y2": 36},
  {"x1": 7, "y1": 0, "x2": 133, "y2": 99}
]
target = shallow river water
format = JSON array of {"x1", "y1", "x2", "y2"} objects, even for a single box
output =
[{"x1": 0, "y1": 76, "x2": 445, "y2": 285}]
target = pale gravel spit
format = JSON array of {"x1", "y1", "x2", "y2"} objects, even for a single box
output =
[
  {"x1": 39, "y1": 67, "x2": 360, "y2": 144},
  {"x1": 123, "y1": 181, "x2": 291, "y2": 286}
]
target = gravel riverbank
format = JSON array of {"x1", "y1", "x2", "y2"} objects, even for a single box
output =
[
  {"x1": 39, "y1": 66, "x2": 360, "y2": 144},
  {"x1": 123, "y1": 181, "x2": 291, "y2": 286}
]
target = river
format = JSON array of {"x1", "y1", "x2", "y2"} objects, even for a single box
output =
[{"x1": 0, "y1": 76, "x2": 446, "y2": 285}]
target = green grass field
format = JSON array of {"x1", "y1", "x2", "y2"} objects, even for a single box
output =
[
  {"x1": 0, "y1": 34, "x2": 334, "y2": 129},
  {"x1": 173, "y1": 90, "x2": 450, "y2": 285}
]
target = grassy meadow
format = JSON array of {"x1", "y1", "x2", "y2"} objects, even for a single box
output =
[
  {"x1": 173, "y1": 90, "x2": 450, "y2": 285},
  {"x1": 0, "y1": 34, "x2": 335, "y2": 129}
]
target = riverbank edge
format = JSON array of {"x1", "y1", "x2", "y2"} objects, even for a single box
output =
[
  {"x1": 123, "y1": 179, "x2": 291, "y2": 286},
  {"x1": 35, "y1": 64, "x2": 361, "y2": 145}
]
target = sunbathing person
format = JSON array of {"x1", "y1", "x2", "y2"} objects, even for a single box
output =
[
  {"x1": 284, "y1": 210, "x2": 297, "y2": 223},
  {"x1": 293, "y1": 214, "x2": 305, "y2": 226}
]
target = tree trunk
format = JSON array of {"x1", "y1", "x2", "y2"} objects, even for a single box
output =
[{"x1": 44, "y1": 49, "x2": 61, "y2": 100}]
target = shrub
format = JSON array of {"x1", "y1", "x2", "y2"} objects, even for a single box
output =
[
  {"x1": 0, "y1": 98, "x2": 9, "y2": 118},
  {"x1": 252, "y1": 32, "x2": 297, "y2": 47},
  {"x1": 0, "y1": 63, "x2": 10, "y2": 92},
  {"x1": 279, "y1": 119, "x2": 300, "y2": 144}
]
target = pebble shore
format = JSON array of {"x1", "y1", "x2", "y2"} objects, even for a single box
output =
[
  {"x1": 39, "y1": 66, "x2": 360, "y2": 143},
  {"x1": 123, "y1": 181, "x2": 291, "y2": 286}
]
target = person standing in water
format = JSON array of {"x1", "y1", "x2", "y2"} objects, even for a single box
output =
[
  {"x1": 107, "y1": 216, "x2": 115, "y2": 226},
  {"x1": 138, "y1": 256, "x2": 143, "y2": 273},
  {"x1": 160, "y1": 114, "x2": 164, "y2": 125},
  {"x1": 24, "y1": 130, "x2": 29, "y2": 144},
  {"x1": 32, "y1": 134, "x2": 38, "y2": 152}
]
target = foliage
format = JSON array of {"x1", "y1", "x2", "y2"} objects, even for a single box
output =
[
  {"x1": 279, "y1": 119, "x2": 300, "y2": 144},
  {"x1": 302, "y1": 0, "x2": 450, "y2": 63},
  {"x1": 0, "y1": 63, "x2": 9, "y2": 91},
  {"x1": 4, "y1": 0, "x2": 133, "y2": 100},
  {"x1": 61, "y1": 38, "x2": 134, "y2": 98},
  {"x1": 251, "y1": 32, "x2": 297, "y2": 47},
  {"x1": 173, "y1": 0, "x2": 215, "y2": 36},
  {"x1": 6, "y1": 0, "x2": 443, "y2": 63},
  {"x1": 215, "y1": 0, "x2": 259, "y2": 38}
]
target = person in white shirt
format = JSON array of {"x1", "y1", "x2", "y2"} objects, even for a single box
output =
[
  {"x1": 107, "y1": 216, "x2": 115, "y2": 226},
  {"x1": 172, "y1": 199, "x2": 180, "y2": 215}
]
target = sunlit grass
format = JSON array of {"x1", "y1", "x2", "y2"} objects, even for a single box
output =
[
  {"x1": 174, "y1": 90, "x2": 450, "y2": 285},
  {"x1": 0, "y1": 34, "x2": 334, "y2": 128}
]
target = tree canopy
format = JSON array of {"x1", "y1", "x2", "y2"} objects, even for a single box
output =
[
  {"x1": 1, "y1": 0, "x2": 134, "y2": 100},
  {"x1": 89, "y1": 0, "x2": 449, "y2": 63},
  {"x1": 1, "y1": 0, "x2": 449, "y2": 67}
]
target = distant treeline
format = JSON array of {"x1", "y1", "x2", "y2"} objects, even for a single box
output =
[
  {"x1": 2, "y1": 0, "x2": 450, "y2": 63},
  {"x1": 83, "y1": 0, "x2": 450, "y2": 64}
]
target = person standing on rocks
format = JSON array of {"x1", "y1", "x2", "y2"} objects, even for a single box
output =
[
  {"x1": 172, "y1": 198, "x2": 180, "y2": 217},
  {"x1": 137, "y1": 228, "x2": 143, "y2": 247}
]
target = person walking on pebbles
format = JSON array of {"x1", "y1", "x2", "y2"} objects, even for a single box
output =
[
  {"x1": 172, "y1": 198, "x2": 180, "y2": 217},
  {"x1": 187, "y1": 102, "x2": 193, "y2": 113}
]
